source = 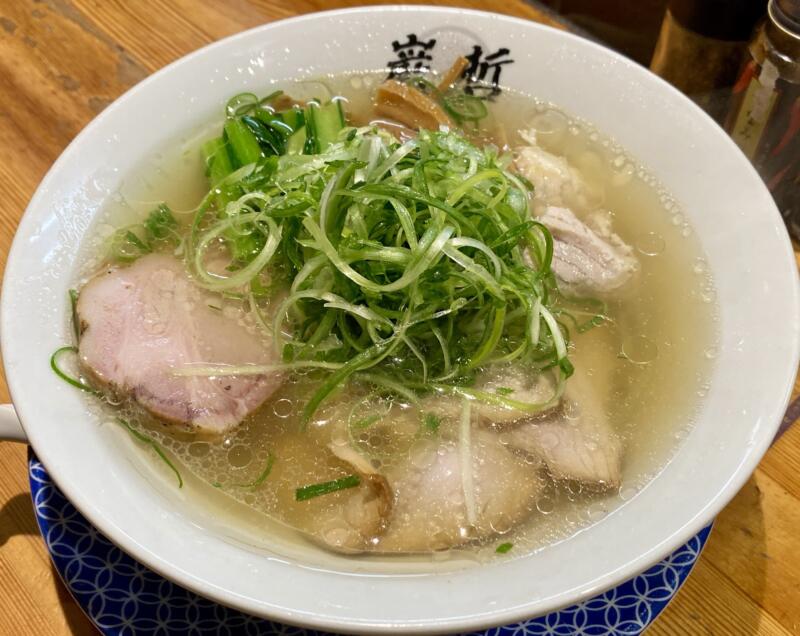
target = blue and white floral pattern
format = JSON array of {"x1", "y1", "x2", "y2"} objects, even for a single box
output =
[{"x1": 29, "y1": 451, "x2": 711, "y2": 636}]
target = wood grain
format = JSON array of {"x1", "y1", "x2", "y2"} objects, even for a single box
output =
[{"x1": 0, "y1": 2, "x2": 797, "y2": 635}]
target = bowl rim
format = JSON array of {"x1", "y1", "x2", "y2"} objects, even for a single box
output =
[{"x1": 3, "y1": 5, "x2": 799, "y2": 634}]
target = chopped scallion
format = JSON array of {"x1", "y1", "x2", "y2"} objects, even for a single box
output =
[
  {"x1": 422, "y1": 413, "x2": 441, "y2": 433},
  {"x1": 115, "y1": 418, "x2": 183, "y2": 488},
  {"x1": 232, "y1": 452, "x2": 275, "y2": 490},
  {"x1": 295, "y1": 474, "x2": 361, "y2": 501},
  {"x1": 50, "y1": 346, "x2": 97, "y2": 394}
]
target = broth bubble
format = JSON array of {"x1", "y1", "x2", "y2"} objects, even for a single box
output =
[
  {"x1": 409, "y1": 440, "x2": 438, "y2": 469},
  {"x1": 529, "y1": 109, "x2": 568, "y2": 141},
  {"x1": 490, "y1": 513, "x2": 513, "y2": 534},
  {"x1": 272, "y1": 398, "x2": 293, "y2": 418},
  {"x1": 618, "y1": 485, "x2": 638, "y2": 501},
  {"x1": 587, "y1": 504, "x2": 608, "y2": 522},
  {"x1": 188, "y1": 442, "x2": 210, "y2": 458},
  {"x1": 693, "y1": 258, "x2": 707, "y2": 275},
  {"x1": 621, "y1": 336, "x2": 658, "y2": 365},
  {"x1": 635, "y1": 231, "x2": 666, "y2": 256},
  {"x1": 227, "y1": 444, "x2": 253, "y2": 468}
]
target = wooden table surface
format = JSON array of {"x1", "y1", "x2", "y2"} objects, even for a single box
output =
[{"x1": 0, "y1": 1, "x2": 799, "y2": 634}]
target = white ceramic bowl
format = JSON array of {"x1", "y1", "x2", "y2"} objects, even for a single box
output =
[{"x1": 1, "y1": 6, "x2": 798, "y2": 634}]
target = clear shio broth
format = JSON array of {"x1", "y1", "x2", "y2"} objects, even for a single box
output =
[{"x1": 73, "y1": 69, "x2": 717, "y2": 563}]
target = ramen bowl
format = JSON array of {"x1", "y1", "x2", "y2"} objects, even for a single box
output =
[{"x1": 1, "y1": 6, "x2": 798, "y2": 634}]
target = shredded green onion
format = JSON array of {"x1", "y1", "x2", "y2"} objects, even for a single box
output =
[
  {"x1": 50, "y1": 346, "x2": 97, "y2": 394},
  {"x1": 496, "y1": 542, "x2": 513, "y2": 554},
  {"x1": 232, "y1": 452, "x2": 275, "y2": 489},
  {"x1": 115, "y1": 418, "x2": 183, "y2": 488},
  {"x1": 295, "y1": 474, "x2": 361, "y2": 501},
  {"x1": 422, "y1": 412, "x2": 441, "y2": 433},
  {"x1": 183, "y1": 120, "x2": 588, "y2": 421},
  {"x1": 443, "y1": 92, "x2": 489, "y2": 123},
  {"x1": 108, "y1": 204, "x2": 179, "y2": 263},
  {"x1": 68, "y1": 289, "x2": 80, "y2": 340},
  {"x1": 459, "y1": 398, "x2": 477, "y2": 525}
]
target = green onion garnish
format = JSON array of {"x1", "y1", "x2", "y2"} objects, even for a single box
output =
[
  {"x1": 351, "y1": 414, "x2": 381, "y2": 431},
  {"x1": 232, "y1": 452, "x2": 275, "y2": 490},
  {"x1": 108, "y1": 204, "x2": 179, "y2": 263},
  {"x1": 495, "y1": 542, "x2": 513, "y2": 554},
  {"x1": 494, "y1": 387, "x2": 515, "y2": 396},
  {"x1": 443, "y1": 92, "x2": 488, "y2": 123},
  {"x1": 115, "y1": 418, "x2": 183, "y2": 488},
  {"x1": 50, "y1": 346, "x2": 97, "y2": 394},
  {"x1": 68, "y1": 289, "x2": 80, "y2": 340},
  {"x1": 185, "y1": 122, "x2": 583, "y2": 422},
  {"x1": 422, "y1": 413, "x2": 441, "y2": 433},
  {"x1": 226, "y1": 92, "x2": 260, "y2": 118},
  {"x1": 295, "y1": 474, "x2": 361, "y2": 501}
]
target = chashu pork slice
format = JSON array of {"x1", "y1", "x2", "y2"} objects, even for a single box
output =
[
  {"x1": 505, "y1": 348, "x2": 623, "y2": 488},
  {"x1": 374, "y1": 428, "x2": 543, "y2": 552},
  {"x1": 537, "y1": 205, "x2": 638, "y2": 295},
  {"x1": 77, "y1": 253, "x2": 281, "y2": 436},
  {"x1": 310, "y1": 412, "x2": 543, "y2": 553}
]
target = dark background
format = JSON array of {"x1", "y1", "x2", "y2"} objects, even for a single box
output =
[{"x1": 539, "y1": 0, "x2": 669, "y2": 64}]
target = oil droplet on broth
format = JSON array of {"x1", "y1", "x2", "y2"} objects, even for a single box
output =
[
  {"x1": 635, "y1": 231, "x2": 666, "y2": 256},
  {"x1": 409, "y1": 439, "x2": 438, "y2": 469},
  {"x1": 270, "y1": 398, "x2": 293, "y2": 419},
  {"x1": 693, "y1": 258, "x2": 707, "y2": 275},
  {"x1": 490, "y1": 513, "x2": 513, "y2": 534},
  {"x1": 620, "y1": 336, "x2": 658, "y2": 365},
  {"x1": 529, "y1": 109, "x2": 568, "y2": 141},
  {"x1": 227, "y1": 444, "x2": 253, "y2": 468},
  {"x1": 618, "y1": 485, "x2": 638, "y2": 501},
  {"x1": 701, "y1": 286, "x2": 716, "y2": 303},
  {"x1": 612, "y1": 163, "x2": 635, "y2": 187},
  {"x1": 587, "y1": 504, "x2": 608, "y2": 522}
]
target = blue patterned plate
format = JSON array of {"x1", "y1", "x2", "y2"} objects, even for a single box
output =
[{"x1": 29, "y1": 450, "x2": 711, "y2": 636}]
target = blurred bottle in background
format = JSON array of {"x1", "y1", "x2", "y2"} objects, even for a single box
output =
[
  {"x1": 650, "y1": 0, "x2": 767, "y2": 122},
  {"x1": 724, "y1": 0, "x2": 800, "y2": 239},
  {"x1": 538, "y1": 0, "x2": 668, "y2": 64},
  {"x1": 542, "y1": 0, "x2": 798, "y2": 237}
]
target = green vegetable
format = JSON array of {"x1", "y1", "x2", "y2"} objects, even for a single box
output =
[
  {"x1": 422, "y1": 412, "x2": 441, "y2": 433},
  {"x1": 109, "y1": 229, "x2": 149, "y2": 262},
  {"x1": 286, "y1": 126, "x2": 307, "y2": 154},
  {"x1": 50, "y1": 345, "x2": 97, "y2": 394},
  {"x1": 68, "y1": 289, "x2": 80, "y2": 341},
  {"x1": 186, "y1": 112, "x2": 579, "y2": 423},
  {"x1": 226, "y1": 92, "x2": 260, "y2": 118},
  {"x1": 116, "y1": 418, "x2": 183, "y2": 488},
  {"x1": 495, "y1": 542, "x2": 513, "y2": 554},
  {"x1": 225, "y1": 90, "x2": 290, "y2": 129},
  {"x1": 109, "y1": 204, "x2": 179, "y2": 263},
  {"x1": 295, "y1": 474, "x2": 361, "y2": 501},
  {"x1": 258, "y1": 90, "x2": 284, "y2": 107},
  {"x1": 224, "y1": 119, "x2": 262, "y2": 166},
  {"x1": 304, "y1": 99, "x2": 345, "y2": 153},
  {"x1": 143, "y1": 203, "x2": 177, "y2": 241},
  {"x1": 401, "y1": 76, "x2": 488, "y2": 125},
  {"x1": 232, "y1": 452, "x2": 275, "y2": 489},
  {"x1": 443, "y1": 91, "x2": 488, "y2": 123},
  {"x1": 351, "y1": 414, "x2": 381, "y2": 430},
  {"x1": 242, "y1": 115, "x2": 285, "y2": 156},
  {"x1": 281, "y1": 107, "x2": 304, "y2": 131},
  {"x1": 202, "y1": 137, "x2": 235, "y2": 186}
]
